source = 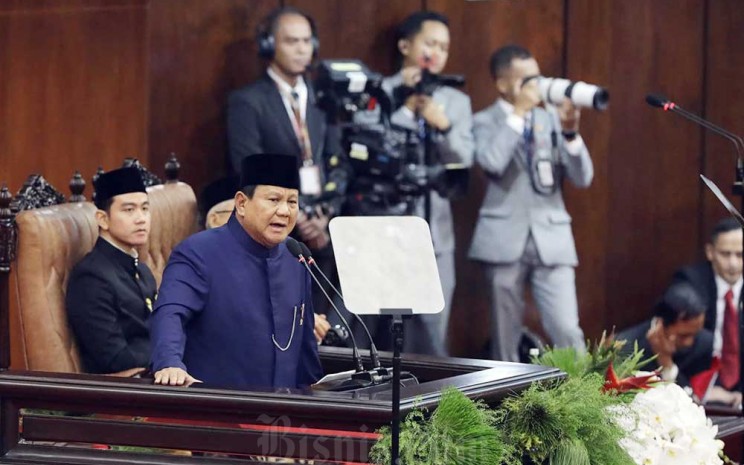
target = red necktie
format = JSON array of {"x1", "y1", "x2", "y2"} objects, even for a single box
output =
[{"x1": 720, "y1": 288, "x2": 740, "y2": 389}]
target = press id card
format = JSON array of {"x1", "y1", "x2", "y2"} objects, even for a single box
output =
[
  {"x1": 536, "y1": 159, "x2": 555, "y2": 188},
  {"x1": 300, "y1": 165, "x2": 322, "y2": 196}
]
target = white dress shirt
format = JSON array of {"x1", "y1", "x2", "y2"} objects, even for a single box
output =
[{"x1": 267, "y1": 67, "x2": 308, "y2": 130}]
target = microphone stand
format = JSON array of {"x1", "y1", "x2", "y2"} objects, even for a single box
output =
[
  {"x1": 649, "y1": 94, "x2": 744, "y2": 418},
  {"x1": 307, "y1": 258, "x2": 384, "y2": 370}
]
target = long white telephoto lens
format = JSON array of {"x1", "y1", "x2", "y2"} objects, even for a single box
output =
[{"x1": 537, "y1": 76, "x2": 609, "y2": 111}]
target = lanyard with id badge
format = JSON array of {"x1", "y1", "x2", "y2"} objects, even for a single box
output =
[
  {"x1": 525, "y1": 111, "x2": 562, "y2": 196},
  {"x1": 282, "y1": 86, "x2": 323, "y2": 196}
]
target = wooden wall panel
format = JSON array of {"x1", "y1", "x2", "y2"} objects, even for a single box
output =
[
  {"x1": 566, "y1": 0, "x2": 706, "y2": 334},
  {"x1": 147, "y1": 0, "x2": 279, "y2": 193},
  {"x1": 563, "y1": 0, "x2": 613, "y2": 340},
  {"x1": 288, "y1": 0, "x2": 421, "y2": 76},
  {"x1": 0, "y1": 0, "x2": 149, "y2": 194},
  {"x1": 0, "y1": 0, "x2": 149, "y2": 369},
  {"x1": 702, "y1": 0, "x2": 744, "y2": 237}
]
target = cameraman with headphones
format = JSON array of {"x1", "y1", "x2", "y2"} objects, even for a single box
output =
[{"x1": 227, "y1": 6, "x2": 347, "y2": 341}]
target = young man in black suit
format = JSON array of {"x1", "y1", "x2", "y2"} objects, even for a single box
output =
[
  {"x1": 670, "y1": 217, "x2": 743, "y2": 406},
  {"x1": 66, "y1": 167, "x2": 157, "y2": 374}
]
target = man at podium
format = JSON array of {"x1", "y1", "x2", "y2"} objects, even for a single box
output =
[{"x1": 150, "y1": 153, "x2": 323, "y2": 390}]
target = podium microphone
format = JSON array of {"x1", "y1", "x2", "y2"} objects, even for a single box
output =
[
  {"x1": 645, "y1": 93, "x2": 744, "y2": 164},
  {"x1": 297, "y1": 241, "x2": 383, "y2": 370},
  {"x1": 286, "y1": 237, "x2": 365, "y2": 374}
]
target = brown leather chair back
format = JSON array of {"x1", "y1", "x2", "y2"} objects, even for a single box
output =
[
  {"x1": 11, "y1": 182, "x2": 197, "y2": 372},
  {"x1": 139, "y1": 182, "x2": 198, "y2": 286}
]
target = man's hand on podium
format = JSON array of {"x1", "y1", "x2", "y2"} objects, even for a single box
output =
[{"x1": 153, "y1": 367, "x2": 202, "y2": 387}]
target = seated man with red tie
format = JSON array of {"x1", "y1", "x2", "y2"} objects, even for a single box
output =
[{"x1": 670, "y1": 217, "x2": 743, "y2": 407}]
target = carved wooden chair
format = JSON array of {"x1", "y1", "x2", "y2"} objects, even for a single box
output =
[{"x1": 0, "y1": 155, "x2": 198, "y2": 373}]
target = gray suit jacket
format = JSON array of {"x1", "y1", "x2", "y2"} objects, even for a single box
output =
[
  {"x1": 382, "y1": 73, "x2": 474, "y2": 254},
  {"x1": 468, "y1": 101, "x2": 593, "y2": 266}
]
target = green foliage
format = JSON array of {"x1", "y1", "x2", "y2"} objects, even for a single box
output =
[
  {"x1": 495, "y1": 381, "x2": 564, "y2": 463},
  {"x1": 550, "y1": 439, "x2": 590, "y2": 465},
  {"x1": 371, "y1": 332, "x2": 653, "y2": 465},
  {"x1": 532, "y1": 331, "x2": 654, "y2": 380},
  {"x1": 497, "y1": 375, "x2": 634, "y2": 465},
  {"x1": 370, "y1": 388, "x2": 513, "y2": 465},
  {"x1": 530, "y1": 346, "x2": 590, "y2": 378}
]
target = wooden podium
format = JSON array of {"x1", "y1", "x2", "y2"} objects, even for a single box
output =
[{"x1": 0, "y1": 347, "x2": 562, "y2": 464}]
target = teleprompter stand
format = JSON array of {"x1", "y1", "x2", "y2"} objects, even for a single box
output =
[
  {"x1": 379, "y1": 309, "x2": 413, "y2": 465},
  {"x1": 329, "y1": 216, "x2": 445, "y2": 465}
]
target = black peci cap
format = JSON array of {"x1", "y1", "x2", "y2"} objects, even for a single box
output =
[
  {"x1": 93, "y1": 167, "x2": 147, "y2": 209},
  {"x1": 240, "y1": 153, "x2": 300, "y2": 190}
]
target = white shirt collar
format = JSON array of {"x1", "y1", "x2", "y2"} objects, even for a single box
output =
[
  {"x1": 496, "y1": 98, "x2": 516, "y2": 115},
  {"x1": 267, "y1": 67, "x2": 307, "y2": 99},
  {"x1": 715, "y1": 273, "x2": 743, "y2": 299}
]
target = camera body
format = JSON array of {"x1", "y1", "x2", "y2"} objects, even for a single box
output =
[
  {"x1": 313, "y1": 59, "x2": 468, "y2": 216},
  {"x1": 414, "y1": 68, "x2": 465, "y2": 96},
  {"x1": 524, "y1": 75, "x2": 609, "y2": 111}
]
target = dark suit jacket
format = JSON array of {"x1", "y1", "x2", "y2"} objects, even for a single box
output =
[
  {"x1": 671, "y1": 261, "x2": 718, "y2": 332},
  {"x1": 226, "y1": 73, "x2": 348, "y2": 317},
  {"x1": 617, "y1": 319, "x2": 714, "y2": 387},
  {"x1": 66, "y1": 238, "x2": 157, "y2": 374},
  {"x1": 227, "y1": 73, "x2": 340, "y2": 173}
]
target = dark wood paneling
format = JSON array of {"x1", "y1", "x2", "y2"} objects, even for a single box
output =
[
  {"x1": 0, "y1": 0, "x2": 144, "y2": 12},
  {"x1": 567, "y1": 0, "x2": 706, "y2": 334},
  {"x1": 702, "y1": 0, "x2": 744, "y2": 235},
  {"x1": 147, "y1": 0, "x2": 279, "y2": 195},
  {"x1": 436, "y1": 0, "x2": 565, "y2": 113},
  {"x1": 0, "y1": 0, "x2": 149, "y2": 194},
  {"x1": 288, "y1": 0, "x2": 422, "y2": 76},
  {"x1": 563, "y1": 0, "x2": 613, "y2": 339},
  {"x1": 0, "y1": 0, "x2": 149, "y2": 370}
]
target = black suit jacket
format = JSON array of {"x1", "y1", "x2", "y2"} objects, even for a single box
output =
[
  {"x1": 227, "y1": 73, "x2": 339, "y2": 173},
  {"x1": 671, "y1": 261, "x2": 718, "y2": 332},
  {"x1": 617, "y1": 319, "x2": 714, "y2": 387},
  {"x1": 66, "y1": 238, "x2": 157, "y2": 374}
]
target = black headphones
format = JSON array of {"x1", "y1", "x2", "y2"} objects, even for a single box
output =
[{"x1": 257, "y1": 7, "x2": 320, "y2": 60}]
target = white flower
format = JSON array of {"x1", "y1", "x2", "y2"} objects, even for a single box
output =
[{"x1": 610, "y1": 383, "x2": 724, "y2": 465}]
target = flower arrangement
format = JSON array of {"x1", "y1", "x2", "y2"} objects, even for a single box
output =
[
  {"x1": 371, "y1": 334, "x2": 727, "y2": 465},
  {"x1": 612, "y1": 382, "x2": 724, "y2": 465}
]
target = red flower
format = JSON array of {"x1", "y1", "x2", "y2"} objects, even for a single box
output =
[{"x1": 602, "y1": 362, "x2": 659, "y2": 393}]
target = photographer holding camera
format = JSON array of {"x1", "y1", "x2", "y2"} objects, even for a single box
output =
[
  {"x1": 359, "y1": 11, "x2": 474, "y2": 357},
  {"x1": 469, "y1": 44, "x2": 595, "y2": 362}
]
